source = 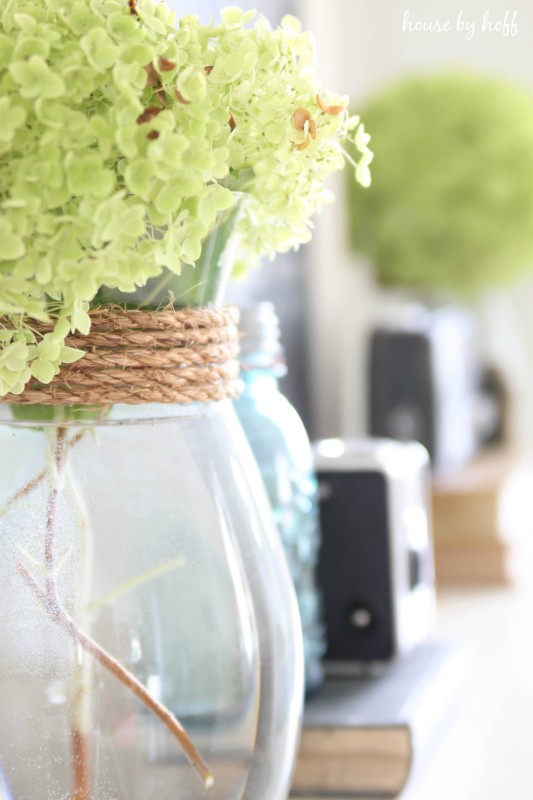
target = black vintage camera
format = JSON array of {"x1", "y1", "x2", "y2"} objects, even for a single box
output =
[
  {"x1": 314, "y1": 438, "x2": 435, "y2": 669},
  {"x1": 368, "y1": 305, "x2": 480, "y2": 472}
]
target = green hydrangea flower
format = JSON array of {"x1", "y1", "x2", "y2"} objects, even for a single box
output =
[
  {"x1": 9, "y1": 54, "x2": 66, "y2": 98},
  {"x1": 348, "y1": 72, "x2": 533, "y2": 294},
  {"x1": 0, "y1": 0, "x2": 372, "y2": 396}
]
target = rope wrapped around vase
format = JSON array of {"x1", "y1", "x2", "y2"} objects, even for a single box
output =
[{"x1": 2, "y1": 305, "x2": 242, "y2": 405}]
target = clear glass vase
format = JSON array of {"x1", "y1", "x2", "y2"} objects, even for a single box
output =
[{"x1": 0, "y1": 399, "x2": 303, "y2": 799}]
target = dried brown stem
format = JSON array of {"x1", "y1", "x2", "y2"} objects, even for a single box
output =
[
  {"x1": 0, "y1": 430, "x2": 85, "y2": 520},
  {"x1": 47, "y1": 427, "x2": 91, "y2": 800},
  {"x1": 17, "y1": 563, "x2": 214, "y2": 788},
  {"x1": 67, "y1": 470, "x2": 94, "y2": 800},
  {"x1": 17, "y1": 426, "x2": 213, "y2": 789},
  {"x1": 71, "y1": 724, "x2": 91, "y2": 800},
  {"x1": 45, "y1": 427, "x2": 68, "y2": 602}
]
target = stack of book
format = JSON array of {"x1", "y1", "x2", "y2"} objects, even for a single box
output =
[
  {"x1": 291, "y1": 641, "x2": 468, "y2": 798},
  {"x1": 432, "y1": 447, "x2": 533, "y2": 585}
]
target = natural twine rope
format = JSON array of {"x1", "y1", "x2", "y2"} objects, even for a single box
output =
[{"x1": 2, "y1": 306, "x2": 243, "y2": 406}]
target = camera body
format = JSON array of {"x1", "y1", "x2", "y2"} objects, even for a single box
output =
[
  {"x1": 368, "y1": 305, "x2": 479, "y2": 472},
  {"x1": 314, "y1": 438, "x2": 435, "y2": 671}
]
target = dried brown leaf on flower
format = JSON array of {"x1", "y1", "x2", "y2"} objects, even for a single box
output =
[
  {"x1": 175, "y1": 90, "x2": 191, "y2": 105},
  {"x1": 159, "y1": 57, "x2": 176, "y2": 72},
  {"x1": 147, "y1": 130, "x2": 160, "y2": 140},
  {"x1": 325, "y1": 105, "x2": 344, "y2": 116},
  {"x1": 136, "y1": 106, "x2": 162, "y2": 125},
  {"x1": 156, "y1": 89, "x2": 168, "y2": 107},
  {"x1": 315, "y1": 94, "x2": 328, "y2": 112},
  {"x1": 228, "y1": 112, "x2": 236, "y2": 131},
  {"x1": 144, "y1": 63, "x2": 160, "y2": 88},
  {"x1": 293, "y1": 108, "x2": 316, "y2": 149},
  {"x1": 128, "y1": 0, "x2": 139, "y2": 17},
  {"x1": 204, "y1": 65, "x2": 214, "y2": 75},
  {"x1": 315, "y1": 93, "x2": 345, "y2": 116},
  {"x1": 292, "y1": 107, "x2": 312, "y2": 131}
]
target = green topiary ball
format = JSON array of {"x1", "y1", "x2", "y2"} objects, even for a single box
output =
[{"x1": 348, "y1": 72, "x2": 533, "y2": 295}]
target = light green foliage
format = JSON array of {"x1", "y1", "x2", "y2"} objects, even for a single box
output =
[
  {"x1": 348, "y1": 72, "x2": 533, "y2": 295},
  {"x1": 0, "y1": 0, "x2": 372, "y2": 395}
]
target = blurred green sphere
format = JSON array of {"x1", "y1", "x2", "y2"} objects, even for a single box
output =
[{"x1": 348, "y1": 72, "x2": 533, "y2": 294}]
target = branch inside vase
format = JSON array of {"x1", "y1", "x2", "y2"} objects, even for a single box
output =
[
  {"x1": 71, "y1": 722, "x2": 91, "y2": 800},
  {"x1": 0, "y1": 430, "x2": 85, "y2": 520},
  {"x1": 44, "y1": 426, "x2": 67, "y2": 604},
  {"x1": 17, "y1": 563, "x2": 214, "y2": 788},
  {"x1": 16, "y1": 426, "x2": 214, "y2": 792},
  {"x1": 66, "y1": 467, "x2": 94, "y2": 800}
]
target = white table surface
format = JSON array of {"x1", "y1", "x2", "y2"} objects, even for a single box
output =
[{"x1": 297, "y1": 534, "x2": 533, "y2": 800}]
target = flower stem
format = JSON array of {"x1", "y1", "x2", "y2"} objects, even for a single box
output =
[
  {"x1": 17, "y1": 425, "x2": 214, "y2": 791},
  {"x1": 87, "y1": 556, "x2": 184, "y2": 614},
  {"x1": 0, "y1": 430, "x2": 85, "y2": 520},
  {"x1": 17, "y1": 563, "x2": 215, "y2": 789},
  {"x1": 66, "y1": 468, "x2": 94, "y2": 800},
  {"x1": 44, "y1": 426, "x2": 68, "y2": 603},
  {"x1": 71, "y1": 724, "x2": 91, "y2": 800}
]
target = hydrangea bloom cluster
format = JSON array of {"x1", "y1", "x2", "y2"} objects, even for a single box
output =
[
  {"x1": 348, "y1": 72, "x2": 533, "y2": 294},
  {"x1": 0, "y1": 0, "x2": 372, "y2": 396}
]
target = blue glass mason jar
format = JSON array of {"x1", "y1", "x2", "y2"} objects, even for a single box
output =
[{"x1": 235, "y1": 303, "x2": 325, "y2": 694}]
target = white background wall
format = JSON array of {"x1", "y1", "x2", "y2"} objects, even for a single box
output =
[{"x1": 298, "y1": 0, "x2": 533, "y2": 442}]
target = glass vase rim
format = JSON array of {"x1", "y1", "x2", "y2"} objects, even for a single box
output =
[{"x1": 0, "y1": 399, "x2": 234, "y2": 428}]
